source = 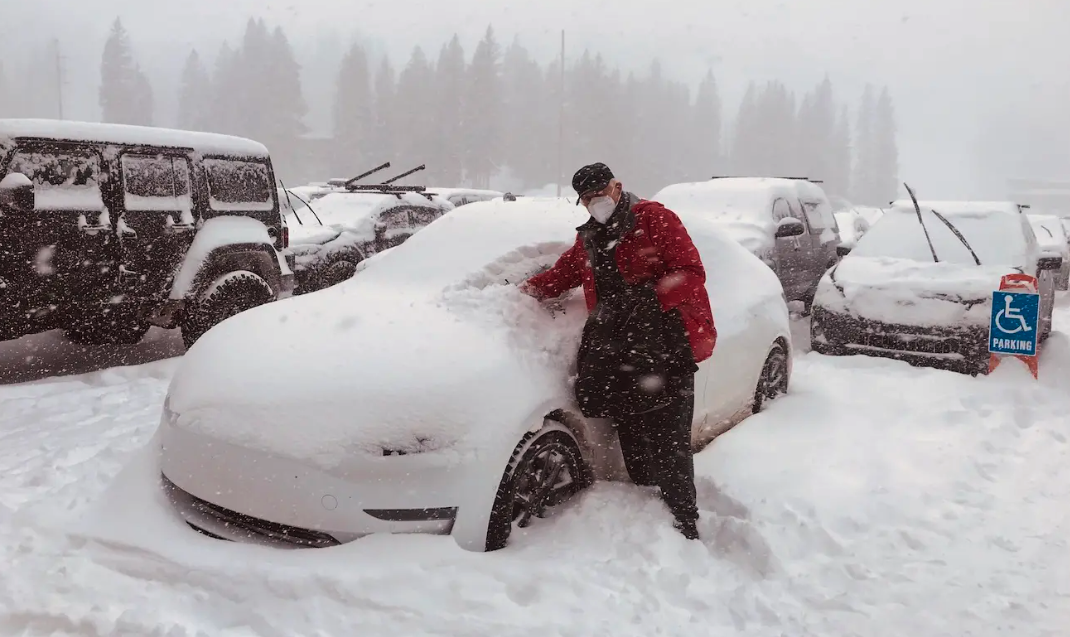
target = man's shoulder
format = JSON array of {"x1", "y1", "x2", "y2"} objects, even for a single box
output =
[{"x1": 633, "y1": 199, "x2": 682, "y2": 227}]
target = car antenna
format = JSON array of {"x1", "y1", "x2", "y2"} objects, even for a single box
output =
[
  {"x1": 278, "y1": 180, "x2": 303, "y2": 226},
  {"x1": 283, "y1": 185, "x2": 323, "y2": 225},
  {"x1": 904, "y1": 182, "x2": 939, "y2": 263},
  {"x1": 343, "y1": 161, "x2": 392, "y2": 190}
]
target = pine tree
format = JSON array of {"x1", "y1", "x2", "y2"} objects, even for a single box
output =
[
  {"x1": 395, "y1": 46, "x2": 434, "y2": 168},
  {"x1": 431, "y1": 36, "x2": 466, "y2": 185},
  {"x1": 209, "y1": 42, "x2": 241, "y2": 134},
  {"x1": 830, "y1": 105, "x2": 852, "y2": 200},
  {"x1": 371, "y1": 57, "x2": 397, "y2": 161},
  {"x1": 500, "y1": 38, "x2": 546, "y2": 189},
  {"x1": 463, "y1": 26, "x2": 502, "y2": 188},
  {"x1": 268, "y1": 27, "x2": 308, "y2": 141},
  {"x1": 99, "y1": 18, "x2": 149, "y2": 125},
  {"x1": 177, "y1": 50, "x2": 212, "y2": 131},
  {"x1": 853, "y1": 85, "x2": 875, "y2": 204},
  {"x1": 332, "y1": 41, "x2": 373, "y2": 176},
  {"x1": 692, "y1": 70, "x2": 722, "y2": 178},
  {"x1": 873, "y1": 86, "x2": 899, "y2": 204},
  {"x1": 731, "y1": 83, "x2": 758, "y2": 174}
]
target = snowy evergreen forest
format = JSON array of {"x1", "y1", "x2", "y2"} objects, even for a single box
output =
[{"x1": 0, "y1": 17, "x2": 899, "y2": 205}]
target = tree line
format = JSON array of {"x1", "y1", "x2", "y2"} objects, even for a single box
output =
[{"x1": 0, "y1": 18, "x2": 900, "y2": 206}]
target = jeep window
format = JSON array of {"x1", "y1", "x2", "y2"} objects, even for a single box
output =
[
  {"x1": 121, "y1": 154, "x2": 192, "y2": 212},
  {"x1": 203, "y1": 158, "x2": 274, "y2": 211},
  {"x1": 7, "y1": 148, "x2": 104, "y2": 211},
  {"x1": 410, "y1": 206, "x2": 442, "y2": 226}
]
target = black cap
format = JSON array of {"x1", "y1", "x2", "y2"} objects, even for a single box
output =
[{"x1": 572, "y1": 163, "x2": 614, "y2": 204}]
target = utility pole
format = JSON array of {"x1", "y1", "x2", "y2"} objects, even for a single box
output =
[
  {"x1": 556, "y1": 30, "x2": 564, "y2": 198},
  {"x1": 53, "y1": 39, "x2": 65, "y2": 120}
]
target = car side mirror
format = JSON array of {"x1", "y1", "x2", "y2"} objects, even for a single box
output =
[
  {"x1": 0, "y1": 173, "x2": 35, "y2": 214},
  {"x1": 836, "y1": 244, "x2": 853, "y2": 258},
  {"x1": 1038, "y1": 252, "x2": 1063, "y2": 271},
  {"x1": 774, "y1": 217, "x2": 805, "y2": 239}
]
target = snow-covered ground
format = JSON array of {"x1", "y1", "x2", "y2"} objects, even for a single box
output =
[{"x1": 1, "y1": 306, "x2": 1069, "y2": 635}]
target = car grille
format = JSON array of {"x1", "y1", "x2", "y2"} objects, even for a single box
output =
[
  {"x1": 813, "y1": 307, "x2": 986, "y2": 364},
  {"x1": 162, "y1": 474, "x2": 340, "y2": 549}
]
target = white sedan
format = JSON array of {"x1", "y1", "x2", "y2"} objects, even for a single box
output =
[{"x1": 158, "y1": 197, "x2": 793, "y2": 552}]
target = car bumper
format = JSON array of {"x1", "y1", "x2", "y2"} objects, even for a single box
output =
[
  {"x1": 810, "y1": 306, "x2": 987, "y2": 374},
  {"x1": 158, "y1": 417, "x2": 472, "y2": 548}
]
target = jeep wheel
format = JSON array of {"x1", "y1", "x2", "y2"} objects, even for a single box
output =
[
  {"x1": 65, "y1": 317, "x2": 150, "y2": 346},
  {"x1": 181, "y1": 270, "x2": 274, "y2": 349}
]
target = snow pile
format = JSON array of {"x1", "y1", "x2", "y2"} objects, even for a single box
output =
[
  {"x1": 1028, "y1": 213, "x2": 1069, "y2": 255},
  {"x1": 305, "y1": 191, "x2": 452, "y2": 244},
  {"x1": 3, "y1": 313, "x2": 1070, "y2": 634},
  {"x1": 834, "y1": 211, "x2": 869, "y2": 247},
  {"x1": 0, "y1": 172, "x2": 31, "y2": 190}
]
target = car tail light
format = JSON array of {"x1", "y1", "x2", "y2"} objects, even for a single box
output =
[{"x1": 281, "y1": 225, "x2": 289, "y2": 249}]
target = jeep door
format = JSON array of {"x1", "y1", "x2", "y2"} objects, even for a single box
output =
[
  {"x1": 116, "y1": 151, "x2": 198, "y2": 299},
  {"x1": 771, "y1": 196, "x2": 814, "y2": 302},
  {"x1": 3, "y1": 142, "x2": 116, "y2": 312}
]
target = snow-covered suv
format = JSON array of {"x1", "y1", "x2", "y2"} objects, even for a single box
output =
[{"x1": 0, "y1": 119, "x2": 294, "y2": 349}]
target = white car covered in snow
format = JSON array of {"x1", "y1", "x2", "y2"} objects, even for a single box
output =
[
  {"x1": 158, "y1": 197, "x2": 793, "y2": 552},
  {"x1": 811, "y1": 200, "x2": 1063, "y2": 374},
  {"x1": 1027, "y1": 213, "x2": 1070, "y2": 290},
  {"x1": 652, "y1": 177, "x2": 842, "y2": 308}
]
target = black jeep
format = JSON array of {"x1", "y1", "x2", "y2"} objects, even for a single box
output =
[{"x1": 0, "y1": 119, "x2": 295, "y2": 350}]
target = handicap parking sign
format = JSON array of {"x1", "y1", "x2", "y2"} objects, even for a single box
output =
[{"x1": 989, "y1": 290, "x2": 1040, "y2": 356}]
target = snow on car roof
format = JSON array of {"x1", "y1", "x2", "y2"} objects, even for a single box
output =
[
  {"x1": 306, "y1": 190, "x2": 452, "y2": 242},
  {"x1": 0, "y1": 119, "x2": 269, "y2": 158},
  {"x1": 890, "y1": 200, "x2": 1023, "y2": 216},
  {"x1": 653, "y1": 178, "x2": 800, "y2": 220}
]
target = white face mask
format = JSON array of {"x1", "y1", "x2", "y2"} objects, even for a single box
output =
[{"x1": 587, "y1": 195, "x2": 616, "y2": 224}]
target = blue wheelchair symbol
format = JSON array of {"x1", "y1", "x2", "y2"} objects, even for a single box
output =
[{"x1": 989, "y1": 291, "x2": 1040, "y2": 355}]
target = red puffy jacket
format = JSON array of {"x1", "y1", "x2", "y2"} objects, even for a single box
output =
[{"x1": 526, "y1": 200, "x2": 716, "y2": 363}]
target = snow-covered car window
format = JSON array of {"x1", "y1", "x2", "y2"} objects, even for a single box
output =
[
  {"x1": 852, "y1": 209, "x2": 1028, "y2": 266},
  {"x1": 410, "y1": 207, "x2": 442, "y2": 226},
  {"x1": 801, "y1": 199, "x2": 834, "y2": 231},
  {"x1": 378, "y1": 207, "x2": 410, "y2": 230},
  {"x1": 203, "y1": 158, "x2": 274, "y2": 211},
  {"x1": 771, "y1": 198, "x2": 793, "y2": 222},
  {"x1": 7, "y1": 148, "x2": 104, "y2": 211},
  {"x1": 121, "y1": 154, "x2": 192, "y2": 212}
]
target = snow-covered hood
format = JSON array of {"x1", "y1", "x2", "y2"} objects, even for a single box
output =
[{"x1": 816, "y1": 256, "x2": 1015, "y2": 327}]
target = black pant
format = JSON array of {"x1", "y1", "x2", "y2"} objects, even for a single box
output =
[{"x1": 614, "y1": 371, "x2": 699, "y2": 526}]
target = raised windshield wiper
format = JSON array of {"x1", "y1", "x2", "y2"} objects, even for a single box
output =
[
  {"x1": 930, "y1": 209, "x2": 982, "y2": 266},
  {"x1": 904, "y1": 182, "x2": 939, "y2": 263}
]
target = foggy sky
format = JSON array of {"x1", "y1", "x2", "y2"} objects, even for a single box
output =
[{"x1": 6, "y1": 0, "x2": 1069, "y2": 200}]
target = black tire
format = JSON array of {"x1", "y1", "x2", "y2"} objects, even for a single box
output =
[
  {"x1": 485, "y1": 426, "x2": 592, "y2": 552},
  {"x1": 753, "y1": 342, "x2": 789, "y2": 413},
  {"x1": 319, "y1": 259, "x2": 358, "y2": 290},
  {"x1": 181, "y1": 270, "x2": 274, "y2": 349},
  {"x1": 65, "y1": 311, "x2": 150, "y2": 346}
]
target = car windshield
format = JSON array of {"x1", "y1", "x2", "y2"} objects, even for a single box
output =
[{"x1": 852, "y1": 209, "x2": 1028, "y2": 267}]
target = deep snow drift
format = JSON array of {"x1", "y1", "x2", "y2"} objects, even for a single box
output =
[{"x1": 1, "y1": 304, "x2": 1069, "y2": 635}]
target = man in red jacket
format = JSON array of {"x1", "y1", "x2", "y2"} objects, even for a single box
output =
[{"x1": 521, "y1": 163, "x2": 715, "y2": 541}]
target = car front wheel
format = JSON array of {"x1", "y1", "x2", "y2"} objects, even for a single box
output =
[
  {"x1": 753, "y1": 342, "x2": 789, "y2": 413},
  {"x1": 485, "y1": 424, "x2": 591, "y2": 551}
]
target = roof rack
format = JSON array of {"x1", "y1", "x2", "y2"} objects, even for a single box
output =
[
  {"x1": 344, "y1": 164, "x2": 435, "y2": 200},
  {"x1": 710, "y1": 175, "x2": 824, "y2": 184},
  {"x1": 343, "y1": 161, "x2": 392, "y2": 189}
]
